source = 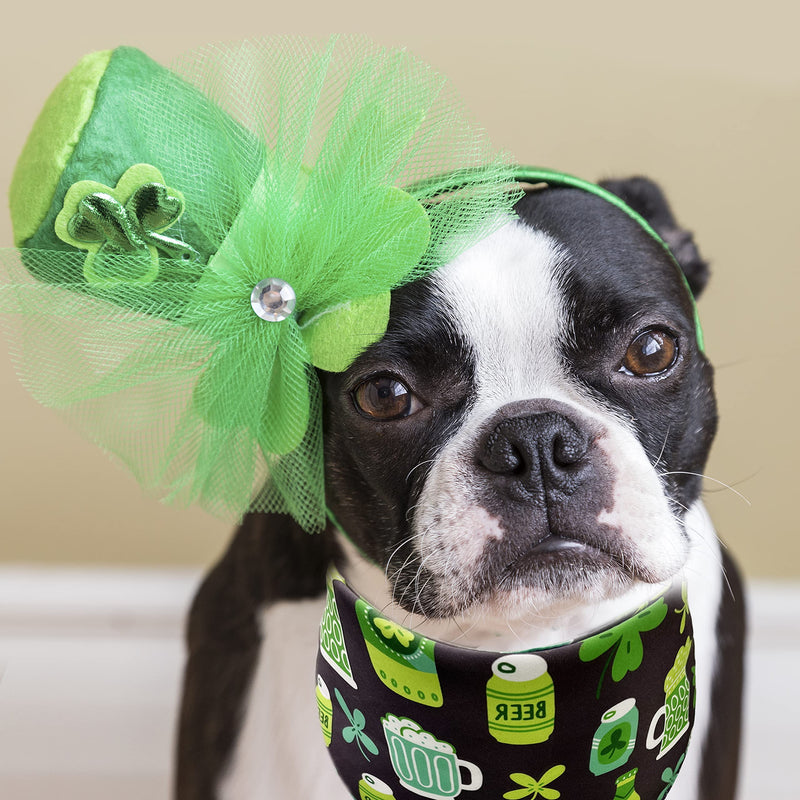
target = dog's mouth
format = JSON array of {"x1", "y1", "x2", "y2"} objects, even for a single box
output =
[
  {"x1": 522, "y1": 534, "x2": 589, "y2": 555},
  {"x1": 389, "y1": 530, "x2": 640, "y2": 619},
  {"x1": 497, "y1": 533, "x2": 628, "y2": 588},
  {"x1": 498, "y1": 529, "x2": 626, "y2": 576},
  {"x1": 505, "y1": 532, "x2": 623, "y2": 566}
]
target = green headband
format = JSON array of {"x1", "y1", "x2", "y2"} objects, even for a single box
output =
[
  {"x1": 0, "y1": 38, "x2": 521, "y2": 532},
  {"x1": 513, "y1": 167, "x2": 704, "y2": 351}
]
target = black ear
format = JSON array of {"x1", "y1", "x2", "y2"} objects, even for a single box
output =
[{"x1": 599, "y1": 176, "x2": 710, "y2": 298}]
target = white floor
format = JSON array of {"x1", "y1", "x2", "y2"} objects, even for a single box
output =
[{"x1": 0, "y1": 568, "x2": 796, "y2": 799}]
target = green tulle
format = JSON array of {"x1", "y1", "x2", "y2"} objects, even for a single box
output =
[{"x1": 0, "y1": 37, "x2": 521, "y2": 531}]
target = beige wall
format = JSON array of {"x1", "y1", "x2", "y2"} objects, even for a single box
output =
[{"x1": 1, "y1": 2, "x2": 797, "y2": 576}]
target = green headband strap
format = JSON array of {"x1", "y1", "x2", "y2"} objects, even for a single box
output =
[{"x1": 513, "y1": 167, "x2": 705, "y2": 352}]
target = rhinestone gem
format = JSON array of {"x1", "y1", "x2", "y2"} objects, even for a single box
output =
[{"x1": 250, "y1": 278, "x2": 296, "y2": 322}]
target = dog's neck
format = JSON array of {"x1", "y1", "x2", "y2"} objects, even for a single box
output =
[{"x1": 335, "y1": 534, "x2": 672, "y2": 652}]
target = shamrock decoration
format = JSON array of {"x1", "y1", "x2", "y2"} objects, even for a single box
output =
[
  {"x1": 579, "y1": 597, "x2": 668, "y2": 698},
  {"x1": 657, "y1": 753, "x2": 686, "y2": 800},
  {"x1": 504, "y1": 766, "x2": 566, "y2": 799},
  {"x1": 334, "y1": 688, "x2": 379, "y2": 761},
  {"x1": 55, "y1": 164, "x2": 199, "y2": 283}
]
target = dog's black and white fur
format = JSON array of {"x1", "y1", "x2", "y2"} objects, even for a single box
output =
[{"x1": 176, "y1": 178, "x2": 745, "y2": 800}]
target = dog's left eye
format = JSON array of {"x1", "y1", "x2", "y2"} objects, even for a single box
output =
[
  {"x1": 352, "y1": 376, "x2": 422, "y2": 420},
  {"x1": 620, "y1": 329, "x2": 678, "y2": 376}
]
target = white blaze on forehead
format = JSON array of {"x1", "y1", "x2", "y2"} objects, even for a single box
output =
[
  {"x1": 415, "y1": 222, "x2": 576, "y2": 583},
  {"x1": 434, "y1": 221, "x2": 569, "y2": 406},
  {"x1": 405, "y1": 220, "x2": 689, "y2": 616}
]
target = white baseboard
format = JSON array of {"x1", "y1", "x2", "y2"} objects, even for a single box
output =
[{"x1": 0, "y1": 568, "x2": 797, "y2": 799}]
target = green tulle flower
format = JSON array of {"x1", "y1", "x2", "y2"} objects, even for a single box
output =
[
  {"x1": 183, "y1": 174, "x2": 430, "y2": 457},
  {"x1": 0, "y1": 37, "x2": 520, "y2": 531}
]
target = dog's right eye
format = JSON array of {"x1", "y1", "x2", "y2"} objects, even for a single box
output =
[
  {"x1": 620, "y1": 328, "x2": 678, "y2": 377},
  {"x1": 352, "y1": 376, "x2": 421, "y2": 420}
]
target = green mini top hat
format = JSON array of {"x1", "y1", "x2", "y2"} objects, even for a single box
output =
[
  {"x1": 1, "y1": 38, "x2": 520, "y2": 531},
  {"x1": 12, "y1": 47, "x2": 216, "y2": 261}
]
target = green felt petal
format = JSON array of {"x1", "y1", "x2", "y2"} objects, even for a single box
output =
[
  {"x1": 302, "y1": 292, "x2": 390, "y2": 372},
  {"x1": 311, "y1": 185, "x2": 430, "y2": 307}
]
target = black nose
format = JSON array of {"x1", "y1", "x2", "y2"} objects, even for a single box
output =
[{"x1": 477, "y1": 411, "x2": 591, "y2": 500}]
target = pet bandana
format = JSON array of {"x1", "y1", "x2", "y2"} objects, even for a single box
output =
[{"x1": 316, "y1": 572, "x2": 695, "y2": 800}]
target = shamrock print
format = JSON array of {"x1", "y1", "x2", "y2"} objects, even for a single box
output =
[
  {"x1": 601, "y1": 728, "x2": 629, "y2": 761},
  {"x1": 504, "y1": 765, "x2": 566, "y2": 799},
  {"x1": 675, "y1": 583, "x2": 689, "y2": 635},
  {"x1": 334, "y1": 688, "x2": 379, "y2": 761},
  {"x1": 373, "y1": 617, "x2": 415, "y2": 648},
  {"x1": 579, "y1": 597, "x2": 668, "y2": 698},
  {"x1": 658, "y1": 753, "x2": 686, "y2": 800}
]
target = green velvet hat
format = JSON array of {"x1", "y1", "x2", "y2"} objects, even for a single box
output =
[{"x1": 1, "y1": 38, "x2": 520, "y2": 531}]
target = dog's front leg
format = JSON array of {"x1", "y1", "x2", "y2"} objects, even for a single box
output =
[{"x1": 176, "y1": 513, "x2": 338, "y2": 799}]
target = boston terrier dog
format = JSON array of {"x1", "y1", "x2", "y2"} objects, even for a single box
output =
[{"x1": 175, "y1": 177, "x2": 745, "y2": 800}]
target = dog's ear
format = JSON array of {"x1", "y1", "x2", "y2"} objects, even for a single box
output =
[{"x1": 599, "y1": 176, "x2": 710, "y2": 298}]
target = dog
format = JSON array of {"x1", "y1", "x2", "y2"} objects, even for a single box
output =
[{"x1": 174, "y1": 176, "x2": 745, "y2": 800}]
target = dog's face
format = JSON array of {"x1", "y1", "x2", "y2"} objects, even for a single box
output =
[{"x1": 322, "y1": 179, "x2": 716, "y2": 620}]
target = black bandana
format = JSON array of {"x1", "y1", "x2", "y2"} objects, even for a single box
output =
[{"x1": 316, "y1": 572, "x2": 694, "y2": 800}]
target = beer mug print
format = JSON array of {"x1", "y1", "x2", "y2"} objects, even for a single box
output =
[
  {"x1": 382, "y1": 714, "x2": 483, "y2": 799},
  {"x1": 647, "y1": 637, "x2": 692, "y2": 758},
  {"x1": 486, "y1": 654, "x2": 555, "y2": 744},
  {"x1": 320, "y1": 577, "x2": 357, "y2": 688},
  {"x1": 589, "y1": 698, "x2": 638, "y2": 775},
  {"x1": 356, "y1": 598, "x2": 443, "y2": 707},
  {"x1": 359, "y1": 773, "x2": 396, "y2": 800}
]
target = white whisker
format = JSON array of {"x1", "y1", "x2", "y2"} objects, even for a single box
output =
[
  {"x1": 660, "y1": 471, "x2": 752, "y2": 506},
  {"x1": 405, "y1": 459, "x2": 437, "y2": 484}
]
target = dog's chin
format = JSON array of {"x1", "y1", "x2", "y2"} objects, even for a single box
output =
[{"x1": 390, "y1": 535, "x2": 683, "y2": 621}]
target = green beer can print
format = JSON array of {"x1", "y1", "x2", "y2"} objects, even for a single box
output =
[
  {"x1": 356, "y1": 598, "x2": 443, "y2": 707},
  {"x1": 589, "y1": 697, "x2": 638, "y2": 775},
  {"x1": 486, "y1": 654, "x2": 555, "y2": 744},
  {"x1": 316, "y1": 674, "x2": 333, "y2": 747},
  {"x1": 359, "y1": 773, "x2": 396, "y2": 800}
]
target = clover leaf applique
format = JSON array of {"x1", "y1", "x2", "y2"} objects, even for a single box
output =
[
  {"x1": 579, "y1": 597, "x2": 669, "y2": 698},
  {"x1": 55, "y1": 164, "x2": 199, "y2": 284}
]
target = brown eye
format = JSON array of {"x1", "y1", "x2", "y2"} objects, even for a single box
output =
[
  {"x1": 621, "y1": 330, "x2": 678, "y2": 376},
  {"x1": 353, "y1": 376, "x2": 421, "y2": 420}
]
